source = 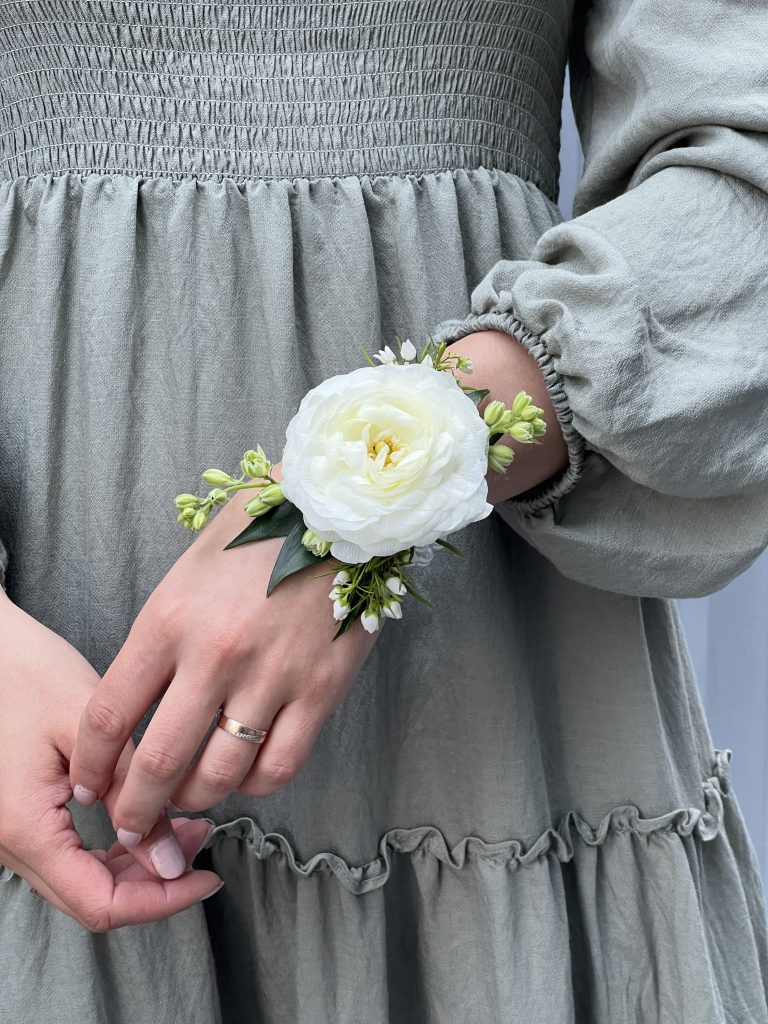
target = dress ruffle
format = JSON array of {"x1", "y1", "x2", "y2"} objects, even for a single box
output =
[
  {"x1": 196, "y1": 748, "x2": 733, "y2": 897},
  {"x1": 0, "y1": 748, "x2": 733, "y2": 891}
]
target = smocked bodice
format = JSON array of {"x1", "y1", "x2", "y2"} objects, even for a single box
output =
[{"x1": 0, "y1": 0, "x2": 569, "y2": 197}]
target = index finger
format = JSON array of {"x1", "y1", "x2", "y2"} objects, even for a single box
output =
[{"x1": 69, "y1": 623, "x2": 175, "y2": 803}]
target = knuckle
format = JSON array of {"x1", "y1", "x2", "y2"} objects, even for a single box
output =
[
  {"x1": 258, "y1": 758, "x2": 302, "y2": 787},
  {"x1": 80, "y1": 908, "x2": 112, "y2": 933},
  {"x1": 199, "y1": 756, "x2": 244, "y2": 792},
  {"x1": 301, "y1": 664, "x2": 335, "y2": 703},
  {"x1": 83, "y1": 699, "x2": 127, "y2": 744},
  {"x1": 136, "y1": 745, "x2": 186, "y2": 783},
  {"x1": 207, "y1": 623, "x2": 246, "y2": 663}
]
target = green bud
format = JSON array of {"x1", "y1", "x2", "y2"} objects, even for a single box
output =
[
  {"x1": 482, "y1": 400, "x2": 506, "y2": 430},
  {"x1": 532, "y1": 416, "x2": 547, "y2": 436},
  {"x1": 180, "y1": 505, "x2": 197, "y2": 524},
  {"x1": 244, "y1": 496, "x2": 271, "y2": 518},
  {"x1": 208, "y1": 488, "x2": 229, "y2": 506},
  {"x1": 511, "y1": 392, "x2": 533, "y2": 417},
  {"x1": 258, "y1": 483, "x2": 284, "y2": 507},
  {"x1": 521, "y1": 404, "x2": 543, "y2": 422},
  {"x1": 510, "y1": 421, "x2": 535, "y2": 443},
  {"x1": 301, "y1": 528, "x2": 332, "y2": 557},
  {"x1": 488, "y1": 443, "x2": 516, "y2": 474},
  {"x1": 192, "y1": 509, "x2": 209, "y2": 531},
  {"x1": 202, "y1": 468, "x2": 235, "y2": 487},
  {"x1": 240, "y1": 445, "x2": 271, "y2": 479},
  {"x1": 175, "y1": 493, "x2": 200, "y2": 509}
]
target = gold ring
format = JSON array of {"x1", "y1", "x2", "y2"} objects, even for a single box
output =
[{"x1": 216, "y1": 712, "x2": 269, "y2": 745}]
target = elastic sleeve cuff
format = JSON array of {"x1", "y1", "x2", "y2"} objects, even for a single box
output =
[
  {"x1": 429, "y1": 309, "x2": 587, "y2": 515},
  {"x1": 0, "y1": 540, "x2": 7, "y2": 592}
]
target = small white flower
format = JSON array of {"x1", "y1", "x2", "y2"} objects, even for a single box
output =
[
  {"x1": 400, "y1": 338, "x2": 417, "y2": 361},
  {"x1": 329, "y1": 586, "x2": 341, "y2": 599},
  {"x1": 361, "y1": 607, "x2": 381, "y2": 632},
  {"x1": 373, "y1": 345, "x2": 397, "y2": 364},
  {"x1": 411, "y1": 542, "x2": 443, "y2": 566},
  {"x1": 333, "y1": 598, "x2": 351, "y2": 621},
  {"x1": 385, "y1": 576, "x2": 407, "y2": 596},
  {"x1": 333, "y1": 570, "x2": 351, "y2": 585},
  {"x1": 382, "y1": 598, "x2": 403, "y2": 619},
  {"x1": 421, "y1": 353, "x2": 434, "y2": 368}
]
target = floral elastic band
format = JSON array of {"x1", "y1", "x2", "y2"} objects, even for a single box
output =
[{"x1": 174, "y1": 336, "x2": 547, "y2": 639}]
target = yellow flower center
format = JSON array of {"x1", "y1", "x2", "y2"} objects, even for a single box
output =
[{"x1": 368, "y1": 431, "x2": 405, "y2": 468}]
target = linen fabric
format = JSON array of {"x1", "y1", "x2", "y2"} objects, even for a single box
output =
[{"x1": 0, "y1": 2, "x2": 767, "y2": 1022}]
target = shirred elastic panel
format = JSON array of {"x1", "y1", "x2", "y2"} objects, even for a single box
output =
[{"x1": 0, "y1": 0, "x2": 566, "y2": 192}]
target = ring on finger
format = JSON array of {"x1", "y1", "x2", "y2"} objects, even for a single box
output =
[{"x1": 215, "y1": 710, "x2": 269, "y2": 745}]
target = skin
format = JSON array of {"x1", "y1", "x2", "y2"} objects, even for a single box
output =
[
  {"x1": 69, "y1": 328, "x2": 569, "y2": 845},
  {"x1": 0, "y1": 592, "x2": 224, "y2": 930},
  {"x1": 1, "y1": 329, "x2": 569, "y2": 928}
]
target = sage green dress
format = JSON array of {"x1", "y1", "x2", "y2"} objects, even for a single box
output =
[{"x1": 1, "y1": 2, "x2": 768, "y2": 1022}]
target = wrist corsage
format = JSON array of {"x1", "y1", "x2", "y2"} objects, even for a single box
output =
[{"x1": 174, "y1": 336, "x2": 547, "y2": 640}]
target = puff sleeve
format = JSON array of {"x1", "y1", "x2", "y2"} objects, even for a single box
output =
[{"x1": 430, "y1": 0, "x2": 768, "y2": 599}]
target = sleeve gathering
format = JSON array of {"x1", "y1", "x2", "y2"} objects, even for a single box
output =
[{"x1": 430, "y1": 0, "x2": 768, "y2": 599}]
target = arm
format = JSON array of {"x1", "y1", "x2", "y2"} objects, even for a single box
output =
[
  {"x1": 445, "y1": 328, "x2": 570, "y2": 506},
  {"x1": 428, "y1": 0, "x2": 768, "y2": 598}
]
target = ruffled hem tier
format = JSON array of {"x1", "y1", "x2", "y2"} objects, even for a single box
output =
[
  {"x1": 2, "y1": 749, "x2": 768, "y2": 1024},
  {"x1": 195, "y1": 748, "x2": 734, "y2": 897}
]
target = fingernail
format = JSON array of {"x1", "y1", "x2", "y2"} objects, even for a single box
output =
[
  {"x1": 149, "y1": 834, "x2": 187, "y2": 879},
  {"x1": 116, "y1": 827, "x2": 144, "y2": 848},
  {"x1": 73, "y1": 785, "x2": 98, "y2": 806},
  {"x1": 201, "y1": 879, "x2": 225, "y2": 901}
]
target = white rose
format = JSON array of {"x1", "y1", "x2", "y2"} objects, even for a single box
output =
[{"x1": 279, "y1": 361, "x2": 493, "y2": 563}]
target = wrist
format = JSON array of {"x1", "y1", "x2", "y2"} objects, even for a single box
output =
[{"x1": 446, "y1": 329, "x2": 569, "y2": 505}]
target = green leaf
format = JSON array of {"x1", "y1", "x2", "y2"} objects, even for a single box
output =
[
  {"x1": 435, "y1": 537, "x2": 464, "y2": 557},
  {"x1": 266, "y1": 520, "x2": 328, "y2": 596},
  {"x1": 463, "y1": 388, "x2": 490, "y2": 408},
  {"x1": 224, "y1": 500, "x2": 304, "y2": 550},
  {"x1": 402, "y1": 580, "x2": 435, "y2": 609}
]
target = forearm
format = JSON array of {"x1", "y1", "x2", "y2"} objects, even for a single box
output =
[{"x1": 446, "y1": 329, "x2": 569, "y2": 505}]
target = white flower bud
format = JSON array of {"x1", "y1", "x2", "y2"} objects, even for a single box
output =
[
  {"x1": 400, "y1": 338, "x2": 417, "y2": 361},
  {"x1": 333, "y1": 570, "x2": 351, "y2": 585},
  {"x1": 333, "y1": 598, "x2": 351, "y2": 621},
  {"x1": 381, "y1": 598, "x2": 403, "y2": 619},
  {"x1": 373, "y1": 345, "x2": 397, "y2": 364},
  {"x1": 385, "y1": 575, "x2": 406, "y2": 596},
  {"x1": 361, "y1": 607, "x2": 381, "y2": 632}
]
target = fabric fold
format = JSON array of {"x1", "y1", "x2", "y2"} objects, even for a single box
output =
[{"x1": 429, "y1": 0, "x2": 768, "y2": 600}]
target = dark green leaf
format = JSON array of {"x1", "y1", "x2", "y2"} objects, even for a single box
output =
[
  {"x1": 463, "y1": 388, "x2": 490, "y2": 408},
  {"x1": 224, "y1": 500, "x2": 304, "y2": 550},
  {"x1": 266, "y1": 520, "x2": 328, "y2": 596},
  {"x1": 435, "y1": 537, "x2": 464, "y2": 557}
]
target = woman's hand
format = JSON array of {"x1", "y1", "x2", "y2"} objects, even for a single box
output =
[
  {"x1": 68, "y1": 462, "x2": 380, "y2": 846},
  {"x1": 0, "y1": 591, "x2": 223, "y2": 931}
]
